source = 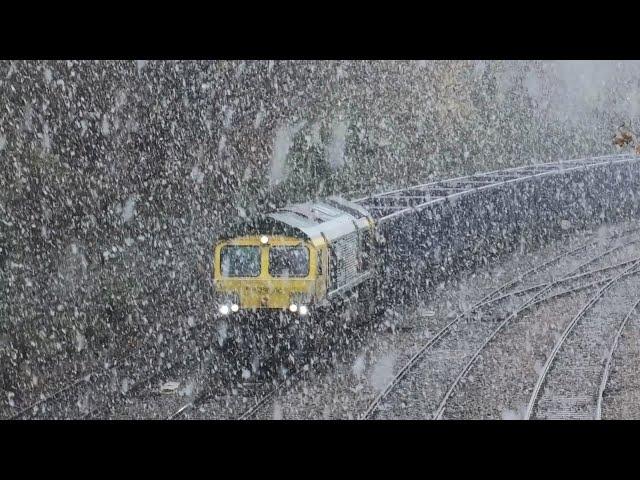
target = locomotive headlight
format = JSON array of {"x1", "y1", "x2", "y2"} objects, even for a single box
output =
[
  {"x1": 217, "y1": 293, "x2": 239, "y2": 314},
  {"x1": 260, "y1": 235, "x2": 269, "y2": 244},
  {"x1": 290, "y1": 292, "x2": 311, "y2": 315}
]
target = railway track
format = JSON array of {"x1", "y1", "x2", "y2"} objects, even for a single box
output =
[
  {"x1": 194, "y1": 229, "x2": 640, "y2": 421},
  {"x1": 595, "y1": 299, "x2": 640, "y2": 419},
  {"x1": 9, "y1": 313, "x2": 218, "y2": 420},
  {"x1": 83, "y1": 339, "x2": 222, "y2": 420},
  {"x1": 362, "y1": 234, "x2": 640, "y2": 419},
  {"x1": 168, "y1": 316, "x2": 369, "y2": 420},
  {"x1": 525, "y1": 259, "x2": 640, "y2": 420},
  {"x1": 433, "y1": 254, "x2": 640, "y2": 419},
  {"x1": 167, "y1": 367, "x2": 304, "y2": 420},
  {"x1": 220, "y1": 239, "x2": 630, "y2": 420},
  {"x1": 236, "y1": 371, "x2": 303, "y2": 420},
  {"x1": 12, "y1": 225, "x2": 640, "y2": 420}
]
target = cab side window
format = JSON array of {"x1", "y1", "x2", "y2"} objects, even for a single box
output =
[
  {"x1": 361, "y1": 230, "x2": 372, "y2": 271},
  {"x1": 317, "y1": 250, "x2": 323, "y2": 275}
]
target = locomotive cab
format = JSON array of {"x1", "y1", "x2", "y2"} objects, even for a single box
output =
[
  {"x1": 212, "y1": 196, "x2": 376, "y2": 319},
  {"x1": 213, "y1": 234, "x2": 327, "y2": 314}
]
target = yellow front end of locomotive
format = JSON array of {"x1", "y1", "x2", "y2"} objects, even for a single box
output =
[{"x1": 213, "y1": 235, "x2": 327, "y2": 313}]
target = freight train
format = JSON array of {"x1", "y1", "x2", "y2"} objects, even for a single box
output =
[{"x1": 212, "y1": 154, "x2": 640, "y2": 331}]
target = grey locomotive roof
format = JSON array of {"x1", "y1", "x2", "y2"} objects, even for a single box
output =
[
  {"x1": 216, "y1": 197, "x2": 372, "y2": 244},
  {"x1": 266, "y1": 197, "x2": 372, "y2": 245},
  {"x1": 268, "y1": 211, "x2": 317, "y2": 229}
]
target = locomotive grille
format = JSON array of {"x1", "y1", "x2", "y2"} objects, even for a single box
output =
[{"x1": 332, "y1": 231, "x2": 359, "y2": 288}]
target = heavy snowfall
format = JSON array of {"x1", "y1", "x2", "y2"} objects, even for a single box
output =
[{"x1": 3, "y1": 60, "x2": 640, "y2": 420}]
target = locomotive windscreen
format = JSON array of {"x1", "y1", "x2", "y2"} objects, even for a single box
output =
[
  {"x1": 268, "y1": 246, "x2": 309, "y2": 278},
  {"x1": 221, "y1": 246, "x2": 261, "y2": 277}
]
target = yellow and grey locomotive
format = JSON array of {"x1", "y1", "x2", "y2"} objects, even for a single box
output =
[{"x1": 212, "y1": 196, "x2": 378, "y2": 318}]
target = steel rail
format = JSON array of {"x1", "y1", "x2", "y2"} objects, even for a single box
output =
[
  {"x1": 202, "y1": 237, "x2": 640, "y2": 421},
  {"x1": 433, "y1": 250, "x2": 640, "y2": 419},
  {"x1": 524, "y1": 258, "x2": 640, "y2": 420},
  {"x1": 236, "y1": 369, "x2": 306, "y2": 420},
  {"x1": 10, "y1": 315, "x2": 212, "y2": 420},
  {"x1": 359, "y1": 241, "x2": 592, "y2": 419},
  {"x1": 595, "y1": 298, "x2": 640, "y2": 419},
  {"x1": 235, "y1": 242, "x2": 637, "y2": 422},
  {"x1": 361, "y1": 233, "x2": 640, "y2": 420}
]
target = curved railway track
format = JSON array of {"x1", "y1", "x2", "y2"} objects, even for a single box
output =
[
  {"x1": 11, "y1": 224, "x2": 640, "y2": 420},
  {"x1": 525, "y1": 259, "x2": 640, "y2": 420},
  {"x1": 9, "y1": 314, "x2": 219, "y2": 420},
  {"x1": 237, "y1": 244, "x2": 590, "y2": 421},
  {"x1": 177, "y1": 228, "x2": 640, "y2": 421},
  {"x1": 168, "y1": 368, "x2": 304, "y2": 420},
  {"x1": 433, "y1": 255, "x2": 640, "y2": 419},
  {"x1": 595, "y1": 299, "x2": 640, "y2": 419},
  {"x1": 362, "y1": 234, "x2": 640, "y2": 420}
]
